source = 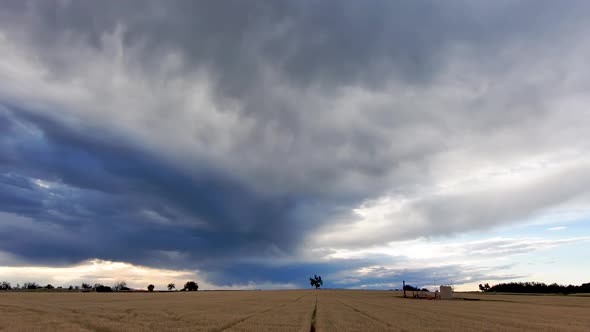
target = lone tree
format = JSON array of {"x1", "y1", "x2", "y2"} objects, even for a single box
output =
[
  {"x1": 167, "y1": 283, "x2": 176, "y2": 291},
  {"x1": 309, "y1": 275, "x2": 323, "y2": 289},
  {"x1": 183, "y1": 281, "x2": 199, "y2": 291},
  {"x1": 147, "y1": 284, "x2": 155, "y2": 292}
]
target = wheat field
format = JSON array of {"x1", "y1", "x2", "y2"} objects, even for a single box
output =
[{"x1": 1, "y1": 290, "x2": 589, "y2": 331}]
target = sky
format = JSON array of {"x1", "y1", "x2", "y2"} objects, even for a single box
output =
[{"x1": 1, "y1": 0, "x2": 589, "y2": 291}]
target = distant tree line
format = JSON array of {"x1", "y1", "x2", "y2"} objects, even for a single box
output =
[
  {"x1": 0, "y1": 282, "x2": 59, "y2": 290},
  {"x1": 479, "y1": 281, "x2": 590, "y2": 294},
  {"x1": 0, "y1": 280, "x2": 200, "y2": 292}
]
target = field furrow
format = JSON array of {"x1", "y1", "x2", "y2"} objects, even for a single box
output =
[
  {"x1": 223, "y1": 294, "x2": 313, "y2": 332},
  {"x1": 314, "y1": 292, "x2": 393, "y2": 331}
]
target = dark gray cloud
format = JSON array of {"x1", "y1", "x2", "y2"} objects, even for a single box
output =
[
  {"x1": 1, "y1": 0, "x2": 590, "y2": 287},
  {"x1": 0, "y1": 108, "x2": 321, "y2": 266},
  {"x1": 7, "y1": 1, "x2": 586, "y2": 89}
]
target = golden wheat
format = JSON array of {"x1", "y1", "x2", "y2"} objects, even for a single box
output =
[{"x1": 1, "y1": 289, "x2": 588, "y2": 331}]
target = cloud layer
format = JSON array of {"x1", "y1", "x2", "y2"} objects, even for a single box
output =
[{"x1": 1, "y1": 0, "x2": 590, "y2": 288}]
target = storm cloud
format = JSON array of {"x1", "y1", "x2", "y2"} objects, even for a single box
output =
[{"x1": 1, "y1": 0, "x2": 590, "y2": 288}]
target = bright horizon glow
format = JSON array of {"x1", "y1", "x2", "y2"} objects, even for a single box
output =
[{"x1": 0, "y1": 259, "x2": 298, "y2": 291}]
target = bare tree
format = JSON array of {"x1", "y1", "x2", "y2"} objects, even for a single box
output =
[{"x1": 113, "y1": 281, "x2": 129, "y2": 291}]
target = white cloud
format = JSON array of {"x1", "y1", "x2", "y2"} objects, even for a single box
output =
[
  {"x1": 322, "y1": 236, "x2": 590, "y2": 266},
  {"x1": 313, "y1": 158, "x2": 590, "y2": 248}
]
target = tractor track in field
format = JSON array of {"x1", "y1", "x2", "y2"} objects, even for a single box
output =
[
  {"x1": 309, "y1": 295, "x2": 318, "y2": 332},
  {"x1": 336, "y1": 300, "x2": 394, "y2": 329},
  {"x1": 215, "y1": 294, "x2": 307, "y2": 332},
  {"x1": 0, "y1": 303, "x2": 46, "y2": 315}
]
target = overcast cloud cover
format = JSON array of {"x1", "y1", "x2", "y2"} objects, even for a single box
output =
[{"x1": 1, "y1": 0, "x2": 590, "y2": 290}]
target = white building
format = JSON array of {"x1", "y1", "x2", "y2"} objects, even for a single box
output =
[{"x1": 439, "y1": 285, "x2": 453, "y2": 300}]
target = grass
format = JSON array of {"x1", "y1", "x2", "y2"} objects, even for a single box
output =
[{"x1": 1, "y1": 289, "x2": 589, "y2": 331}]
